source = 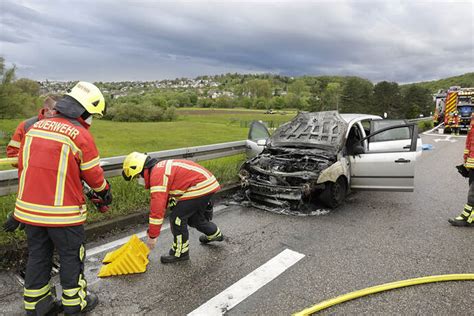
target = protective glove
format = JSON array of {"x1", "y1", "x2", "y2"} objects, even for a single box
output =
[
  {"x1": 456, "y1": 164, "x2": 469, "y2": 178},
  {"x1": 3, "y1": 211, "x2": 25, "y2": 232},
  {"x1": 89, "y1": 195, "x2": 110, "y2": 213},
  {"x1": 96, "y1": 180, "x2": 112, "y2": 206},
  {"x1": 83, "y1": 181, "x2": 110, "y2": 213}
]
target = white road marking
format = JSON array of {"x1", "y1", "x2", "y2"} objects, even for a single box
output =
[
  {"x1": 87, "y1": 204, "x2": 229, "y2": 257},
  {"x1": 433, "y1": 136, "x2": 457, "y2": 143},
  {"x1": 187, "y1": 248, "x2": 305, "y2": 316}
]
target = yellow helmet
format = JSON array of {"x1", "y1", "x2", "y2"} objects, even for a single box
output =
[
  {"x1": 67, "y1": 81, "x2": 106, "y2": 117},
  {"x1": 122, "y1": 152, "x2": 148, "y2": 181}
]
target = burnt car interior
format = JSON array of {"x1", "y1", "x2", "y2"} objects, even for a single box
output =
[{"x1": 345, "y1": 126, "x2": 364, "y2": 155}]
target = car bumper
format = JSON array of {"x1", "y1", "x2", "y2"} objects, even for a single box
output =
[{"x1": 245, "y1": 180, "x2": 324, "y2": 208}]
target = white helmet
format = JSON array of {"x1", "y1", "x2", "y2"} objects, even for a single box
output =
[{"x1": 67, "y1": 81, "x2": 106, "y2": 117}]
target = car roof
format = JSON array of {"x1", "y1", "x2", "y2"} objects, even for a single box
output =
[{"x1": 340, "y1": 113, "x2": 382, "y2": 125}]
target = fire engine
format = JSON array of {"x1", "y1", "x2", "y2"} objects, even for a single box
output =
[{"x1": 433, "y1": 86, "x2": 474, "y2": 133}]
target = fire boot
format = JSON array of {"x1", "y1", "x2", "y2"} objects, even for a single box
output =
[
  {"x1": 65, "y1": 292, "x2": 99, "y2": 315},
  {"x1": 27, "y1": 298, "x2": 63, "y2": 316},
  {"x1": 160, "y1": 252, "x2": 190, "y2": 264},
  {"x1": 448, "y1": 204, "x2": 474, "y2": 227},
  {"x1": 199, "y1": 228, "x2": 223, "y2": 244}
]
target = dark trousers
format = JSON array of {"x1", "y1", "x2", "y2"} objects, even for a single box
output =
[
  {"x1": 169, "y1": 194, "x2": 219, "y2": 257},
  {"x1": 24, "y1": 225, "x2": 88, "y2": 314},
  {"x1": 468, "y1": 170, "x2": 474, "y2": 205}
]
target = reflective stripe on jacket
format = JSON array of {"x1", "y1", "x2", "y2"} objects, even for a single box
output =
[
  {"x1": 14, "y1": 117, "x2": 106, "y2": 227},
  {"x1": 464, "y1": 116, "x2": 474, "y2": 168},
  {"x1": 6, "y1": 117, "x2": 39, "y2": 159},
  {"x1": 148, "y1": 159, "x2": 220, "y2": 238}
]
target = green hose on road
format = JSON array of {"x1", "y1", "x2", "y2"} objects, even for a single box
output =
[{"x1": 293, "y1": 273, "x2": 474, "y2": 315}]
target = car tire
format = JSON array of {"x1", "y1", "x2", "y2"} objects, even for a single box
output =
[{"x1": 319, "y1": 177, "x2": 347, "y2": 209}]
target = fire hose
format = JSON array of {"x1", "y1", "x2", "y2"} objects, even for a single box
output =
[{"x1": 293, "y1": 274, "x2": 474, "y2": 315}]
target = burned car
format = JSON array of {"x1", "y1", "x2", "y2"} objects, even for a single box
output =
[{"x1": 240, "y1": 111, "x2": 419, "y2": 214}]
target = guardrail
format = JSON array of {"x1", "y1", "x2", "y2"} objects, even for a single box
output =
[
  {"x1": 407, "y1": 116, "x2": 433, "y2": 123},
  {"x1": 0, "y1": 140, "x2": 247, "y2": 196}
]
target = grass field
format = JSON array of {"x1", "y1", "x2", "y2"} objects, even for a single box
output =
[
  {"x1": 0, "y1": 108, "x2": 296, "y2": 247},
  {"x1": 1, "y1": 108, "x2": 295, "y2": 158}
]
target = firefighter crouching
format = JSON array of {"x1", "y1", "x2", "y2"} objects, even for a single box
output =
[
  {"x1": 2, "y1": 82, "x2": 112, "y2": 315},
  {"x1": 6, "y1": 96, "x2": 58, "y2": 167},
  {"x1": 450, "y1": 112, "x2": 474, "y2": 227},
  {"x1": 122, "y1": 153, "x2": 224, "y2": 263}
]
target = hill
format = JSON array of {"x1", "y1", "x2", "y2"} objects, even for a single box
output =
[{"x1": 402, "y1": 73, "x2": 474, "y2": 92}]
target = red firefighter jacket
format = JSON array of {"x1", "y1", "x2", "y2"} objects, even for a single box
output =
[
  {"x1": 452, "y1": 115, "x2": 459, "y2": 127},
  {"x1": 464, "y1": 115, "x2": 474, "y2": 168},
  {"x1": 14, "y1": 116, "x2": 107, "y2": 227},
  {"x1": 147, "y1": 159, "x2": 221, "y2": 238},
  {"x1": 6, "y1": 115, "x2": 45, "y2": 159}
]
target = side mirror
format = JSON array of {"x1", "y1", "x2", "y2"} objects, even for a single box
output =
[
  {"x1": 352, "y1": 144, "x2": 365, "y2": 155},
  {"x1": 257, "y1": 139, "x2": 267, "y2": 147}
]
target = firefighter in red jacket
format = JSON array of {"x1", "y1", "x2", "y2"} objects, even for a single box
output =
[
  {"x1": 449, "y1": 112, "x2": 474, "y2": 227},
  {"x1": 2, "y1": 82, "x2": 112, "y2": 315},
  {"x1": 6, "y1": 96, "x2": 57, "y2": 166},
  {"x1": 122, "y1": 152, "x2": 224, "y2": 263},
  {"x1": 451, "y1": 111, "x2": 460, "y2": 136}
]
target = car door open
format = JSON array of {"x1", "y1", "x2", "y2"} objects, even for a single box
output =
[
  {"x1": 349, "y1": 123, "x2": 418, "y2": 192},
  {"x1": 246, "y1": 121, "x2": 270, "y2": 158}
]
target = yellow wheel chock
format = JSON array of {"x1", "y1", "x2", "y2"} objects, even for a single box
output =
[{"x1": 98, "y1": 234, "x2": 150, "y2": 277}]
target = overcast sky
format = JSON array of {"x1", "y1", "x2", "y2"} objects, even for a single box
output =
[{"x1": 1, "y1": 0, "x2": 473, "y2": 83}]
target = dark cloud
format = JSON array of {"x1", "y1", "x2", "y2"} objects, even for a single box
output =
[{"x1": 1, "y1": 0, "x2": 473, "y2": 82}]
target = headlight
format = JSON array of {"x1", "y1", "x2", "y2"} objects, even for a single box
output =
[{"x1": 239, "y1": 169, "x2": 250, "y2": 181}]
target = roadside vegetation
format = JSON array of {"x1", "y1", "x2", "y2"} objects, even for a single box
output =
[
  {"x1": 0, "y1": 108, "x2": 296, "y2": 248},
  {"x1": 2, "y1": 57, "x2": 474, "y2": 123},
  {"x1": 0, "y1": 53, "x2": 467, "y2": 249}
]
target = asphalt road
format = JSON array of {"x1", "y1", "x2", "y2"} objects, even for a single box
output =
[{"x1": 1, "y1": 131, "x2": 473, "y2": 315}]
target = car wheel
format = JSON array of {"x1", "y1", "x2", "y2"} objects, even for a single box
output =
[{"x1": 319, "y1": 177, "x2": 347, "y2": 209}]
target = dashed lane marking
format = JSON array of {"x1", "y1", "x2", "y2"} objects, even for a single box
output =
[{"x1": 187, "y1": 248, "x2": 305, "y2": 316}]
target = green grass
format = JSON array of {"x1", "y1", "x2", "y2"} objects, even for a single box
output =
[
  {"x1": 417, "y1": 119, "x2": 434, "y2": 132},
  {"x1": 0, "y1": 108, "x2": 295, "y2": 247},
  {"x1": 0, "y1": 108, "x2": 295, "y2": 160}
]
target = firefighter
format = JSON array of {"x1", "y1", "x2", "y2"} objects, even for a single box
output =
[
  {"x1": 122, "y1": 153, "x2": 224, "y2": 263},
  {"x1": 2, "y1": 82, "x2": 112, "y2": 315},
  {"x1": 449, "y1": 112, "x2": 474, "y2": 227},
  {"x1": 6, "y1": 96, "x2": 58, "y2": 167},
  {"x1": 446, "y1": 112, "x2": 454, "y2": 132},
  {"x1": 451, "y1": 111, "x2": 460, "y2": 136}
]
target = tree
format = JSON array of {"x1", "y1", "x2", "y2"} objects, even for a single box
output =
[
  {"x1": 340, "y1": 77, "x2": 373, "y2": 113},
  {"x1": 320, "y1": 82, "x2": 342, "y2": 111},
  {"x1": 0, "y1": 57, "x2": 42, "y2": 118},
  {"x1": 373, "y1": 81, "x2": 402, "y2": 118},
  {"x1": 15, "y1": 78, "x2": 40, "y2": 96},
  {"x1": 245, "y1": 79, "x2": 272, "y2": 99},
  {"x1": 288, "y1": 79, "x2": 308, "y2": 96},
  {"x1": 402, "y1": 86, "x2": 432, "y2": 118}
]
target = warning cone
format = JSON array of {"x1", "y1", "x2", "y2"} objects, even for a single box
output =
[{"x1": 98, "y1": 234, "x2": 150, "y2": 277}]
